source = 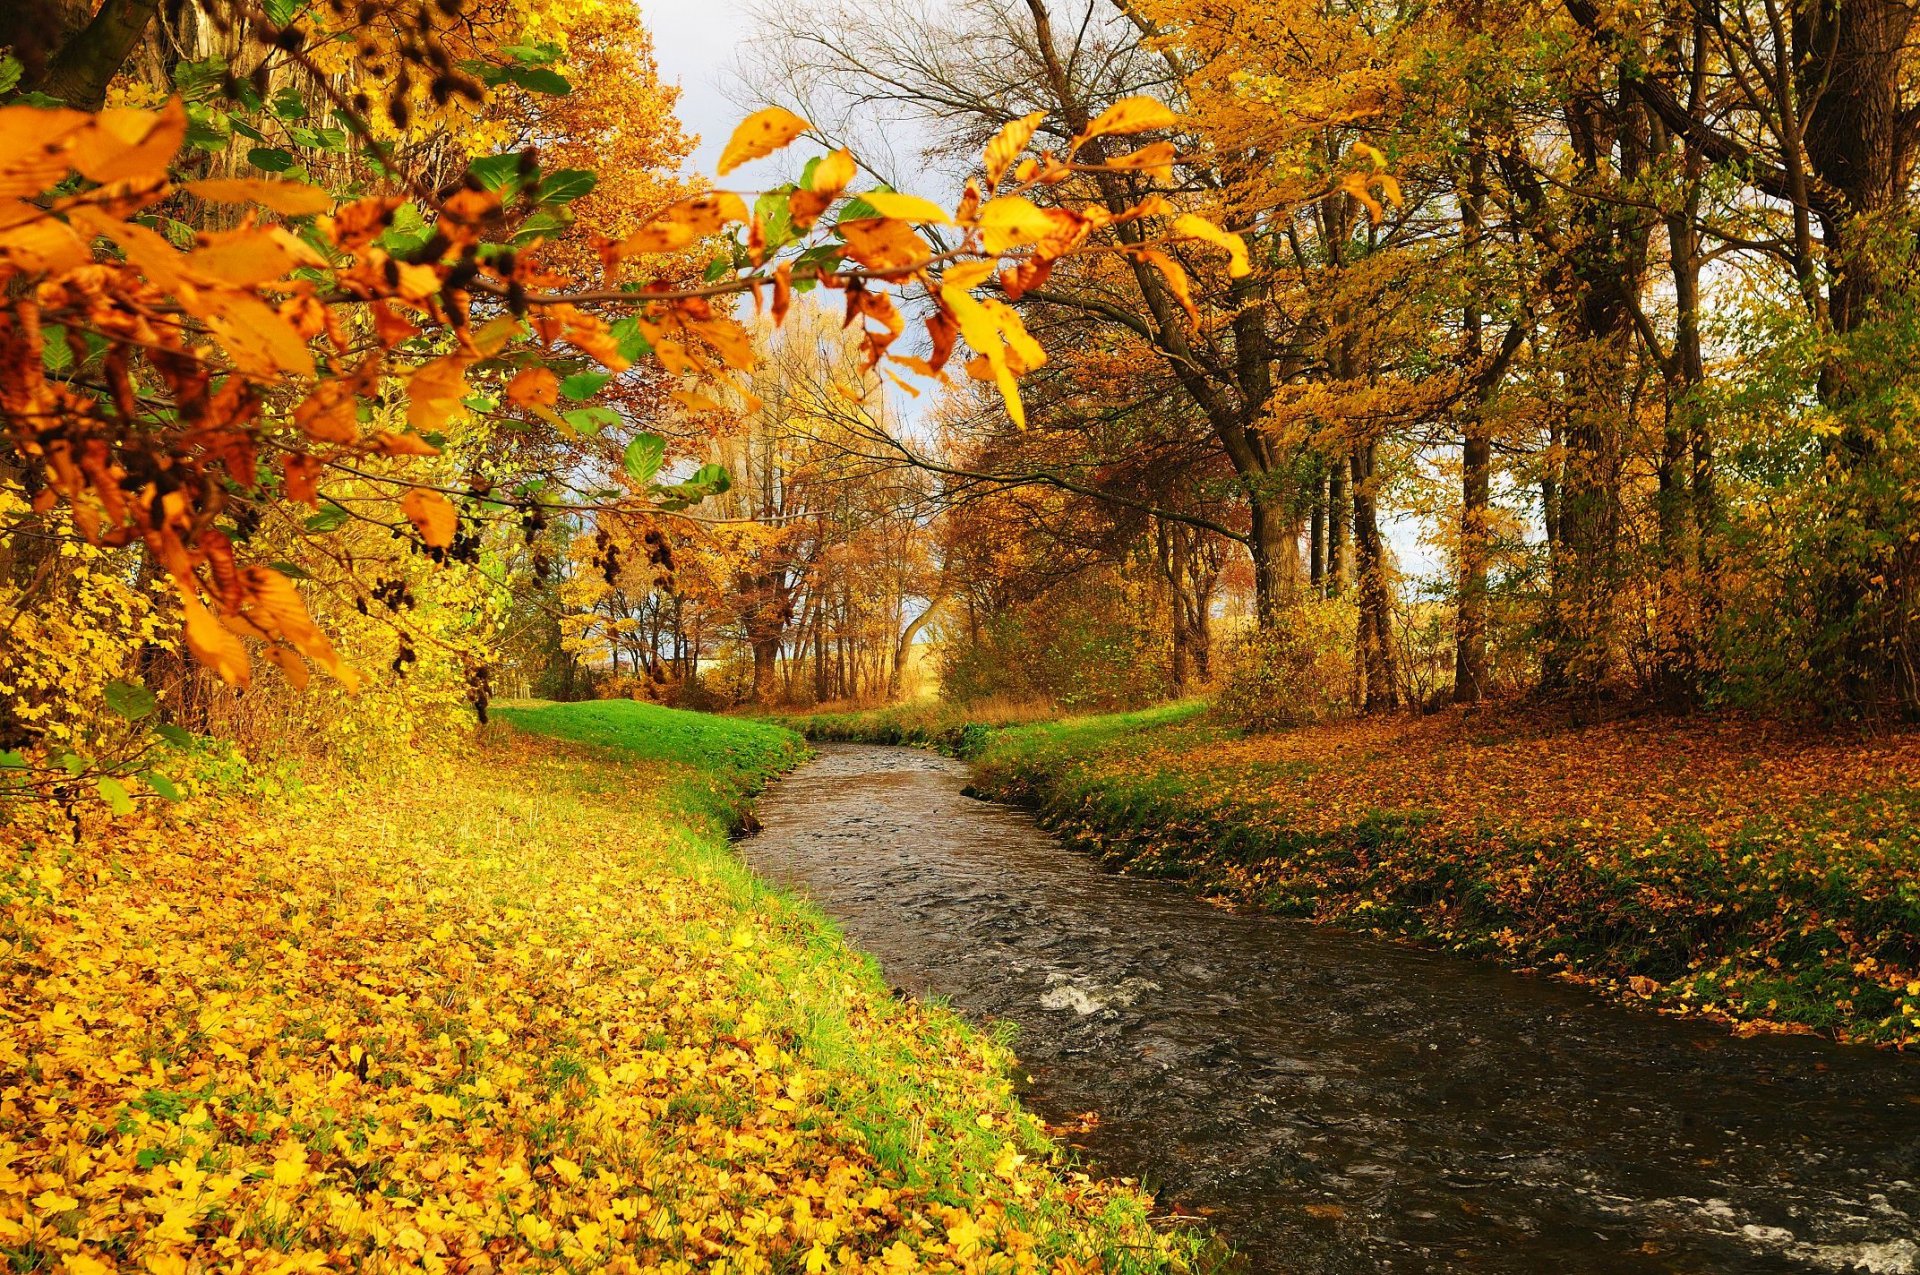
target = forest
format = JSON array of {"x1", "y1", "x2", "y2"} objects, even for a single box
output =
[{"x1": 5, "y1": 0, "x2": 1920, "y2": 1270}]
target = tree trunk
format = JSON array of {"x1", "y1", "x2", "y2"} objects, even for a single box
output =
[
  {"x1": 28, "y1": 0, "x2": 162, "y2": 110},
  {"x1": 1308, "y1": 470, "x2": 1327, "y2": 592},
  {"x1": 1351, "y1": 442, "x2": 1399, "y2": 711},
  {"x1": 1247, "y1": 493, "x2": 1300, "y2": 629},
  {"x1": 1455, "y1": 147, "x2": 1493, "y2": 704},
  {"x1": 1326, "y1": 454, "x2": 1350, "y2": 597},
  {"x1": 751, "y1": 637, "x2": 780, "y2": 706}
]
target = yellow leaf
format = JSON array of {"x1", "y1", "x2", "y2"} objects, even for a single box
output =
[
  {"x1": 717, "y1": 107, "x2": 810, "y2": 176},
  {"x1": 807, "y1": 148, "x2": 858, "y2": 194},
  {"x1": 205, "y1": 296, "x2": 315, "y2": 379},
  {"x1": 976, "y1": 196, "x2": 1081, "y2": 253},
  {"x1": 270, "y1": 1141, "x2": 308, "y2": 1187},
  {"x1": 184, "y1": 178, "x2": 332, "y2": 216},
  {"x1": 860, "y1": 192, "x2": 952, "y2": 224},
  {"x1": 1077, "y1": 96, "x2": 1177, "y2": 146},
  {"x1": 1172, "y1": 212, "x2": 1249, "y2": 277},
  {"x1": 1104, "y1": 140, "x2": 1176, "y2": 180},
  {"x1": 400, "y1": 488, "x2": 458, "y2": 549},
  {"x1": 983, "y1": 112, "x2": 1045, "y2": 191},
  {"x1": 241, "y1": 565, "x2": 357, "y2": 690}
]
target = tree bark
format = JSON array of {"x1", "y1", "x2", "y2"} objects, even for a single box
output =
[
  {"x1": 1350, "y1": 442, "x2": 1399, "y2": 711},
  {"x1": 27, "y1": 0, "x2": 161, "y2": 110}
]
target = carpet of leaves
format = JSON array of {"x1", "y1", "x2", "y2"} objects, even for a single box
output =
[
  {"x1": 0, "y1": 720, "x2": 1188, "y2": 1274},
  {"x1": 957, "y1": 703, "x2": 1920, "y2": 1047}
]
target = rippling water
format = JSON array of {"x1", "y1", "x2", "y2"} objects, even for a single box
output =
[{"x1": 743, "y1": 744, "x2": 1920, "y2": 1273}]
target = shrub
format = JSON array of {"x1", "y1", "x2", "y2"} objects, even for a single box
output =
[{"x1": 1214, "y1": 599, "x2": 1355, "y2": 731}]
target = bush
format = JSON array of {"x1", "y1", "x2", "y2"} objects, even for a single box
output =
[{"x1": 1214, "y1": 600, "x2": 1354, "y2": 731}]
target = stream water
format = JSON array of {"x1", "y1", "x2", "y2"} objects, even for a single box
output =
[{"x1": 742, "y1": 744, "x2": 1920, "y2": 1273}]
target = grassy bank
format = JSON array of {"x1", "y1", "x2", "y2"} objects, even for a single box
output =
[
  {"x1": 1, "y1": 700, "x2": 1195, "y2": 1273},
  {"x1": 790, "y1": 700, "x2": 1920, "y2": 1048}
]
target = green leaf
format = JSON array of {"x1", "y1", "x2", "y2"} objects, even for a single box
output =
[
  {"x1": 154, "y1": 724, "x2": 196, "y2": 749},
  {"x1": 502, "y1": 66, "x2": 571, "y2": 95},
  {"x1": 687, "y1": 462, "x2": 732, "y2": 495},
  {"x1": 270, "y1": 86, "x2": 308, "y2": 121},
  {"x1": 262, "y1": 0, "x2": 301, "y2": 25},
  {"x1": 59, "y1": 752, "x2": 87, "y2": 778},
  {"x1": 40, "y1": 326, "x2": 72, "y2": 373},
  {"x1": 305, "y1": 502, "x2": 350, "y2": 532},
  {"x1": 184, "y1": 104, "x2": 230, "y2": 152},
  {"x1": 623, "y1": 432, "x2": 666, "y2": 485},
  {"x1": 229, "y1": 117, "x2": 265, "y2": 142},
  {"x1": 269, "y1": 561, "x2": 313, "y2": 580},
  {"x1": 141, "y1": 771, "x2": 183, "y2": 802},
  {"x1": 0, "y1": 750, "x2": 25, "y2": 769},
  {"x1": 467, "y1": 154, "x2": 525, "y2": 192},
  {"x1": 512, "y1": 209, "x2": 569, "y2": 246},
  {"x1": 0, "y1": 55, "x2": 25, "y2": 96},
  {"x1": 536, "y1": 169, "x2": 596, "y2": 205},
  {"x1": 104, "y1": 681, "x2": 157, "y2": 721},
  {"x1": 288, "y1": 124, "x2": 347, "y2": 151},
  {"x1": 754, "y1": 189, "x2": 798, "y2": 253},
  {"x1": 837, "y1": 195, "x2": 882, "y2": 224},
  {"x1": 559, "y1": 371, "x2": 611, "y2": 401},
  {"x1": 612, "y1": 316, "x2": 652, "y2": 364},
  {"x1": 97, "y1": 777, "x2": 135, "y2": 817},
  {"x1": 248, "y1": 147, "x2": 296, "y2": 173},
  {"x1": 502, "y1": 42, "x2": 562, "y2": 65},
  {"x1": 172, "y1": 56, "x2": 228, "y2": 102},
  {"x1": 561, "y1": 406, "x2": 621, "y2": 437}
]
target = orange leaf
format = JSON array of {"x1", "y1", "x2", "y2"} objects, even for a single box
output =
[
  {"x1": 184, "y1": 177, "x2": 332, "y2": 217},
  {"x1": 69, "y1": 98, "x2": 186, "y2": 185},
  {"x1": 837, "y1": 218, "x2": 930, "y2": 273},
  {"x1": 1075, "y1": 96, "x2": 1177, "y2": 148},
  {"x1": 1104, "y1": 140, "x2": 1176, "y2": 181},
  {"x1": 179, "y1": 586, "x2": 250, "y2": 688},
  {"x1": 400, "y1": 488, "x2": 458, "y2": 549},
  {"x1": 506, "y1": 367, "x2": 560, "y2": 409},
  {"x1": 371, "y1": 430, "x2": 441, "y2": 457},
  {"x1": 619, "y1": 192, "x2": 749, "y2": 256},
  {"x1": 407, "y1": 355, "x2": 471, "y2": 430},
  {"x1": 1172, "y1": 213, "x2": 1250, "y2": 278}
]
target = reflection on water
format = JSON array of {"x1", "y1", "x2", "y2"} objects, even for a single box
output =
[{"x1": 744, "y1": 745, "x2": 1920, "y2": 1274}]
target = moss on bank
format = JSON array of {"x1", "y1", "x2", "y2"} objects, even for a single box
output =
[{"x1": 787, "y1": 700, "x2": 1920, "y2": 1048}]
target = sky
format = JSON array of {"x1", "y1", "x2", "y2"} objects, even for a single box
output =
[{"x1": 641, "y1": 0, "x2": 781, "y2": 185}]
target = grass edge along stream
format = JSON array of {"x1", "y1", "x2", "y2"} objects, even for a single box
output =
[{"x1": 776, "y1": 699, "x2": 1920, "y2": 1050}]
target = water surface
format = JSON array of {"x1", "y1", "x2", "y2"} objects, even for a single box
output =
[{"x1": 744, "y1": 744, "x2": 1920, "y2": 1273}]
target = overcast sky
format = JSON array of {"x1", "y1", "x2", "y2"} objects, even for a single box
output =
[{"x1": 642, "y1": 0, "x2": 781, "y2": 184}]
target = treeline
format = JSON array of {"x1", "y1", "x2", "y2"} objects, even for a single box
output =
[{"x1": 738, "y1": 0, "x2": 1920, "y2": 719}]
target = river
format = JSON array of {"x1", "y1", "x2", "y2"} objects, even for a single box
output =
[{"x1": 742, "y1": 744, "x2": 1920, "y2": 1273}]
